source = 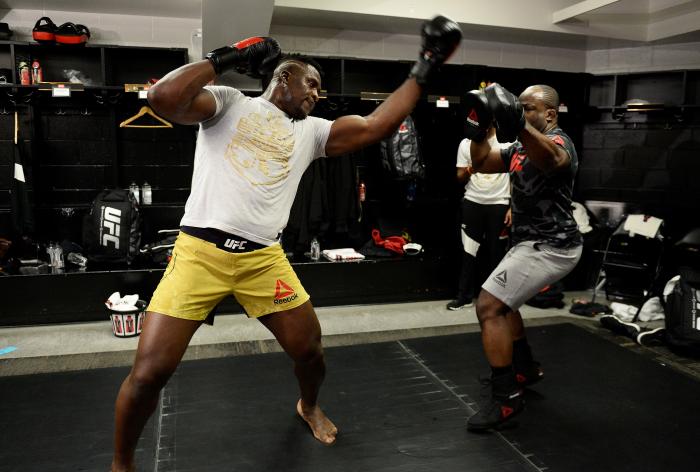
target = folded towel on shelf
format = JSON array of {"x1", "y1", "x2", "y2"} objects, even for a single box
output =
[{"x1": 322, "y1": 248, "x2": 365, "y2": 262}]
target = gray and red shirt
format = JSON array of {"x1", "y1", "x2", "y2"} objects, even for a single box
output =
[{"x1": 500, "y1": 127, "x2": 582, "y2": 249}]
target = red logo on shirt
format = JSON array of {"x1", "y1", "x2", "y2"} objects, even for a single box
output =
[
  {"x1": 550, "y1": 135, "x2": 565, "y2": 147},
  {"x1": 510, "y1": 152, "x2": 525, "y2": 173}
]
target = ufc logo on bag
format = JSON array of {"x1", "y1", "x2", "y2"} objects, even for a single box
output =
[{"x1": 101, "y1": 206, "x2": 122, "y2": 249}]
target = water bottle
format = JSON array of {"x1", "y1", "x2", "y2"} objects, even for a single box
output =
[
  {"x1": 141, "y1": 181, "x2": 152, "y2": 205},
  {"x1": 46, "y1": 242, "x2": 55, "y2": 266},
  {"x1": 310, "y1": 238, "x2": 320, "y2": 261},
  {"x1": 31, "y1": 60, "x2": 43, "y2": 84},
  {"x1": 129, "y1": 181, "x2": 140, "y2": 204},
  {"x1": 54, "y1": 244, "x2": 64, "y2": 269},
  {"x1": 358, "y1": 181, "x2": 366, "y2": 202},
  {"x1": 46, "y1": 242, "x2": 64, "y2": 271},
  {"x1": 18, "y1": 61, "x2": 30, "y2": 85}
]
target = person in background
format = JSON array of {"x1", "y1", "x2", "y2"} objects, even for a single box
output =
[{"x1": 447, "y1": 125, "x2": 511, "y2": 310}]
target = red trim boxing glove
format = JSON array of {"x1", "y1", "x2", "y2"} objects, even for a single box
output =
[
  {"x1": 463, "y1": 89, "x2": 492, "y2": 142},
  {"x1": 409, "y1": 15, "x2": 462, "y2": 85},
  {"x1": 484, "y1": 83, "x2": 526, "y2": 143},
  {"x1": 206, "y1": 36, "x2": 281, "y2": 79}
]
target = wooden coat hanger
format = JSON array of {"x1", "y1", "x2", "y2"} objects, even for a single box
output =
[{"x1": 119, "y1": 106, "x2": 172, "y2": 129}]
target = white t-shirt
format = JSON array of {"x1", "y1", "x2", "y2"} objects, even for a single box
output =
[
  {"x1": 456, "y1": 136, "x2": 511, "y2": 205},
  {"x1": 179, "y1": 86, "x2": 333, "y2": 245}
]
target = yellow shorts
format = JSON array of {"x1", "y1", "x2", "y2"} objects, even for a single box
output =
[{"x1": 147, "y1": 232, "x2": 310, "y2": 320}]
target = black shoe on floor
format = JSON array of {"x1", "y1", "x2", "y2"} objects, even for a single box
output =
[
  {"x1": 515, "y1": 361, "x2": 544, "y2": 387},
  {"x1": 637, "y1": 327, "x2": 666, "y2": 346},
  {"x1": 446, "y1": 298, "x2": 473, "y2": 310},
  {"x1": 600, "y1": 314, "x2": 641, "y2": 340},
  {"x1": 467, "y1": 373, "x2": 524, "y2": 432}
]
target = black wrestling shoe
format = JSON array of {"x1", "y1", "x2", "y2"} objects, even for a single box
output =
[
  {"x1": 515, "y1": 360, "x2": 544, "y2": 387},
  {"x1": 467, "y1": 373, "x2": 524, "y2": 432},
  {"x1": 446, "y1": 298, "x2": 473, "y2": 310},
  {"x1": 600, "y1": 314, "x2": 641, "y2": 340},
  {"x1": 636, "y1": 327, "x2": 666, "y2": 346}
]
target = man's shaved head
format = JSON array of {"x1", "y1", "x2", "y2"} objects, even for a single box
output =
[
  {"x1": 521, "y1": 85, "x2": 559, "y2": 110},
  {"x1": 519, "y1": 84, "x2": 560, "y2": 133}
]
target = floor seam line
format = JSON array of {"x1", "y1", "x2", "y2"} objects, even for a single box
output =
[
  {"x1": 396, "y1": 340, "x2": 547, "y2": 472},
  {"x1": 153, "y1": 387, "x2": 165, "y2": 472}
]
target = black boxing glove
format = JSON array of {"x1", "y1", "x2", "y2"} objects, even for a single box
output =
[
  {"x1": 484, "y1": 83, "x2": 526, "y2": 143},
  {"x1": 206, "y1": 36, "x2": 281, "y2": 78},
  {"x1": 463, "y1": 89, "x2": 492, "y2": 142},
  {"x1": 409, "y1": 15, "x2": 462, "y2": 85}
]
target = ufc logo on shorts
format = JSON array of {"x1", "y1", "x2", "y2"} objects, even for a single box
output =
[
  {"x1": 224, "y1": 238, "x2": 247, "y2": 250},
  {"x1": 101, "y1": 206, "x2": 121, "y2": 249}
]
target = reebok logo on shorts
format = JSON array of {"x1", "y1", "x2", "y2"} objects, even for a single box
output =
[
  {"x1": 274, "y1": 279, "x2": 298, "y2": 305},
  {"x1": 494, "y1": 270, "x2": 507, "y2": 288}
]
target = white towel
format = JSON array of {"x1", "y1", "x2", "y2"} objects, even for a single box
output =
[
  {"x1": 610, "y1": 302, "x2": 639, "y2": 322},
  {"x1": 638, "y1": 296, "x2": 665, "y2": 322},
  {"x1": 322, "y1": 248, "x2": 365, "y2": 262},
  {"x1": 105, "y1": 292, "x2": 140, "y2": 312},
  {"x1": 624, "y1": 214, "x2": 662, "y2": 238}
]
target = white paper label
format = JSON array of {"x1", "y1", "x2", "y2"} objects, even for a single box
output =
[
  {"x1": 436, "y1": 99, "x2": 449, "y2": 108},
  {"x1": 14, "y1": 163, "x2": 26, "y2": 182},
  {"x1": 52, "y1": 87, "x2": 71, "y2": 98},
  {"x1": 138, "y1": 90, "x2": 148, "y2": 99}
]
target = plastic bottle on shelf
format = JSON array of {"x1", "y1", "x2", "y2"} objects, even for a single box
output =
[
  {"x1": 310, "y1": 238, "x2": 320, "y2": 261},
  {"x1": 141, "y1": 182, "x2": 152, "y2": 205},
  {"x1": 31, "y1": 60, "x2": 42, "y2": 84},
  {"x1": 18, "y1": 61, "x2": 30, "y2": 85},
  {"x1": 54, "y1": 244, "x2": 64, "y2": 269}
]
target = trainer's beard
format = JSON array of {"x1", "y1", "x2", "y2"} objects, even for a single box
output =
[{"x1": 290, "y1": 109, "x2": 308, "y2": 120}]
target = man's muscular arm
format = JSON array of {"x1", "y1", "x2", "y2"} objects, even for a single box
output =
[
  {"x1": 325, "y1": 79, "x2": 421, "y2": 157},
  {"x1": 324, "y1": 15, "x2": 461, "y2": 157},
  {"x1": 147, "y1": 61, "x2": 218, "y2": 126},
  {"x1": 518, "y1": 122, "x2": 570, "y2": 173},
  {"x1": 148, "y1": 36, "x2": 281, "y2": 126}
]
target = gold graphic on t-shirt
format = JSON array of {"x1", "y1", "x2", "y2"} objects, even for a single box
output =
[
  {"x1": 475, "y1": 173, "x2": 497, "y2": 183},
  {"x1": 226, "y1": 111, "x2": 294, "y2": 186}
]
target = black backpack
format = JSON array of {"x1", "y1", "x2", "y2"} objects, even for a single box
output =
[
  {"x1": 664, "y1": 267, "x2": 700, "y2": 357},
  {"x1": 380, "y1": 115, "x2": 425, "y2": 179},
  {"x1": 83, "y1": 189, "x2": 141, "y2": 264}
]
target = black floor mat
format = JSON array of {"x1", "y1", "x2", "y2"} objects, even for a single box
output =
[
  {"x1": 0, "y1": 366, "x2": 156, "y2": 472},
  {"x1": 162, "y1": 341, "x2": 535, "y2": 472},
  {"x1": 2, "y1": 323, "x2": 698, "y2": 472},
  {"x1": 403, "y1": 323, "x2": 700, "y2": 472}
]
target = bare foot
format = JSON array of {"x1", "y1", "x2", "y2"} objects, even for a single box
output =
[
  {"x1": 296, "y1": 399, "x2": 338, "y2": 445},
  {"x1": 111, "y1": 458, "x2": 135, "y2": 472}
]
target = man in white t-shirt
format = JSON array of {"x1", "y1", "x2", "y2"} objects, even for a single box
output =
[
  {"x1": 447, "y1": 126, "x2": 511, "y2": 310},
  {"x1": 112, "y1": 17, "x2": 462, "y2": 472}
]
